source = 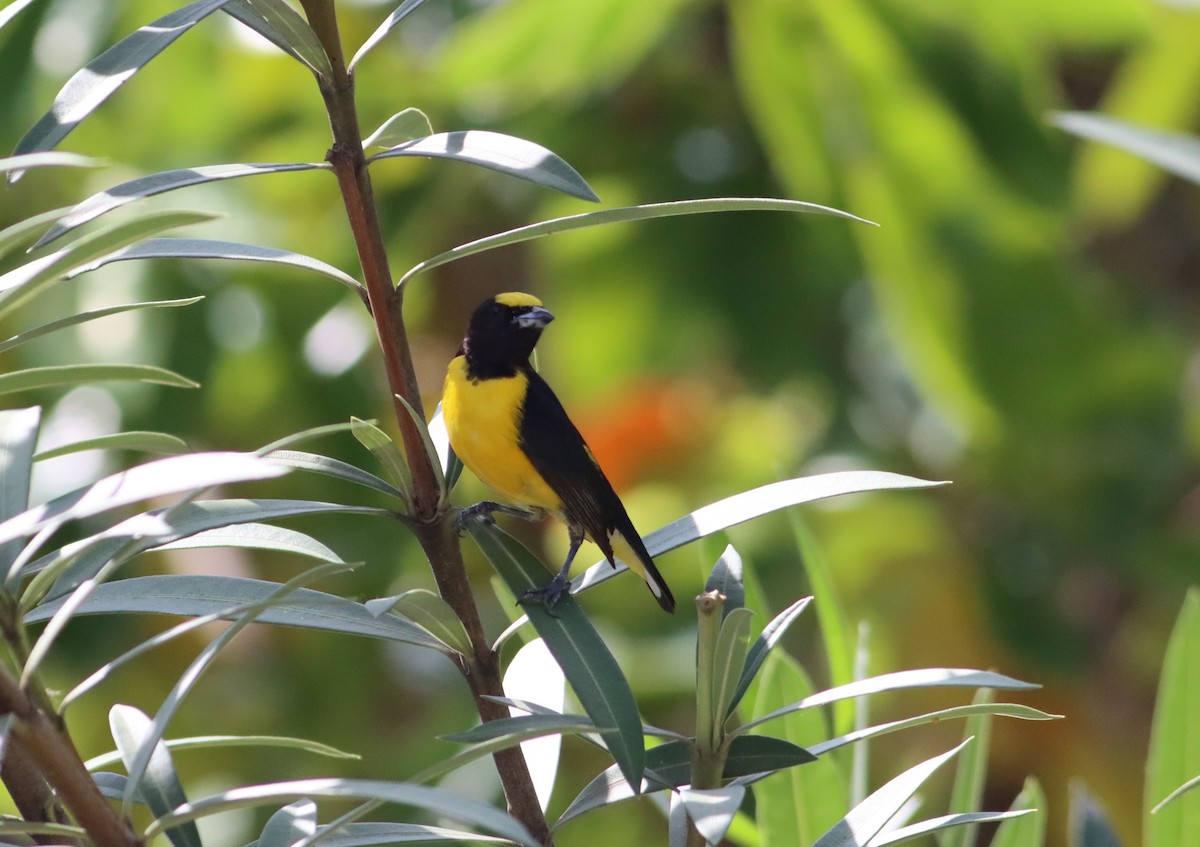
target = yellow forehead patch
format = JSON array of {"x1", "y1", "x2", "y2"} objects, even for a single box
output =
[{"x1": 494, "y1": 292, "x2": 543, "y2": 308}]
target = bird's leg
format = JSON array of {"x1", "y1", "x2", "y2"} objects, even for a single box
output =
[
  {"x1": 520, "y1": 524, "x2": 584, "y2": 611},
  {"x1": 455, "y1": 501, "x2": 546, "y2": 534}
]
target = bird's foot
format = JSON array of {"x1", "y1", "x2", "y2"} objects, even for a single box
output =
[
  {"x1": 519, "y1": 574, "x2": 573, "y2": 614},
  {"x1": 454, "y1": 501, "x2": 541, "y2": 535}
]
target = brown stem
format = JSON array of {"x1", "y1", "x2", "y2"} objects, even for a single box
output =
[
  {"x1": 298, "y1": 3, "x2": 552, "y2": 842},
  {"x1": 0, "y1": 670, "x2": 140, "y2": 847}
]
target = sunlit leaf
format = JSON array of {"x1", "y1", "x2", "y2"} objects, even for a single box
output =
[
  {"x1": 365, "y1": 589, "x2": 468, "y2": 655},
  {"x1": 110, "y1": 705, "x2": 201, "y2": 847},
  {"x1": 391, "y1": 395, "x2": 446, "y2": 500},
  {"x1": 222, "y1": 0, "x2": 331, "y2": 77},
  {"x1": 0, "y1": 0, "x2": 39, "y2": 33},
  {"x1": 33, "y1": 164, "x2": 324, "y2": 249},
  {"x1": 942, "y1": 688, "x2": 994, "y2": 847},
  {"x1": 350, "y1": 417, "x2": 412, "y2": 498},
  {"x1": 991, "y1": 777, "x2": 1046, "y2": 847},
  {"x1": 348, "y1": 0, "x2": 429, "y2": 72},
  {"x1": 71, "y1": 238, "x2": 363, "y2": 294},
  {"x1": 1146, "y1": 587, "x2": 1200, "y2": 841},
  {"x1": 257, "y1": 800, "x2": 317, "y2": 847},
  {"x1": 705, "y1": 544, "x2": 745, "y2": 617},
  {"x1": 86, "y1": 735, "x2": 358, "y2": 772},
  {"x1": 0, "y1": 205, "x2": 73, "y2": 262},
  {"x1": 369, "y1": 131, "x2": 599, "y2": 203},
  {"x1": 0, "y1": 152, "x2": 103, "y2": 172},
  {"x1": 154, "y1": 523, "x2": 344, "y2": 564},
  {"x1": 711, "y1": 607, "x2": 753, "y2": 724},
  {"x1": 10, "y1": 0, "x2": 237, "y2": 169},
  {"x1": 0, "y1": 298, "x2": 204, "y2": 356},
  {"x1": 868, "y1": 811, "x2": 1033, "y2": 847},
  {"x1": 415, "y1": 714, "x2": 603, "y2": 784},
  {"x1": 399, "y1": 198, "x2": 874, "y2": 287},
  {"x1": 465, "y1": 518, "x2": 645, "y2": 791},
  {"x1": 0, "y1": 452, "x2": 285, "y2": 548},
  {"x1": 679, "y1": 785, "x2": 745, "y2": 846},
  {"x1": 0, "y1": 363, "x2": 198, "y2": 397},
  {"x1": 364, "y1": 108, "x2": 435, "y2": 149},
  {"x1": 33, "y1": 430, "x2": 190, "y2": 461},
  {"x1": 26, "y1": 574, "x2": 452, "y2": 654},
  {"x1": 727, "y1": 596, "x2": 812, "y2": 719},
  {"x1": 1050, "y1": 112, "x2": 1200, "y2": 187},
  {"x1": 812, "y1": 741, "x2": 970, "y2": 847},
  {"x1": 503, "y1": 638, "x2": 565, "y2": 812},
  {"x1": 265, "y1": 449, "x2": 407, "y2": 502},
  {"x1": 268, "y1": 822, "x2": 512, "y2": 846},
  {"x1": 145, "y1": 778, "x2": 538, "y2": 847},
  {"x1": 0, "y1": 407, "x2": 40, "y2": 576}
]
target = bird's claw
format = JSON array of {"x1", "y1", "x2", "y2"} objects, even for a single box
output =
[
  {"x1": 519, "y1": 574, "x2": 573, "y2": 615},
  {"x1": 454, "y1": 502, "x2": 497, "y2": 535}
]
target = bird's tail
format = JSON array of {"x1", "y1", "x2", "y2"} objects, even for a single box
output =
[{"x1": 611, "y1": 531, "x2": 675, "y2": 613}]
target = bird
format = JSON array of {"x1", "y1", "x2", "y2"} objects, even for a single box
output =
[{"x1": 442, "y1": 291, "x2": 675, "y2": 613}]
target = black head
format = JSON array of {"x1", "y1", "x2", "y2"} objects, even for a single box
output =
[{"x1": 461, "y1": 292, "x2": 555, "y2": 378}]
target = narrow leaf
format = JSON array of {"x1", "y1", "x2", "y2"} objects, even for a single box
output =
[
  {"x1": 11, "y1": 0, "x2": 236, "y2": 167},
  {"x1": 0, "y1": 152, "x2": 103, "y2": 172},
  {"x1": 26, "y1": 574, "x2": 452, "y2": 653},
  {"x1": 705, "y1": 544, "x2": 745, "y2": 616},
  {"x1": 504, "y1": 638, "x2": 565, "y2": 812},
  {"x1": 266, "y1": 449, "x2": 407, "y2": 501},
  {"x1": 86, "y1": 735, "x2": 358, "y2": 772},
  {"x1": 0, "y1": 0, "x2": 39, "y2": 33},
  {"x1": 34, "y1": 430, "x2": 190, "y2": 461},
  {"x1": 364, "y1": 108, "x2": 435, "y2": 149},
  {"x1": 711, "y1": 607, "x2": 753, "y2": 723},
  {"x1": 369, "y1": 131, "x2": 599, "y2": 203},
  {"x1": 349, "y1": 0, "x2": 430, "y2": 71},
  {"x1": 145, "y1": 779, "x2": 538, "y2": 847},
  {"x1": 728, "y1": 596, "x2": 812, "y2": 719},
  {"x1": 0, "y1": 452, "x2": 285, "y2": 547},
  {"x1": 679, "y1": 785, "x2": 745, "y2": 845},
  {"x1": 1154, "y1": 775, "x2": 1200, "y2": 816},
  {"x1": 399, "y1": 198, "x2": 875, "y2": 287},
  {"x1": 0, "y1": 298, "x2": 204, "y2": 356},
  {"x1": 221, "y1": 0, "x2": 331, "y2": 77},
  {"x1": 257, "y1": 800, "x2": 318, "y2": 847},
  {"x1": 1071, "y1": 783, "x2": 1123, "y2": 847},
  {"x1": 869, "y1": 811, "x2": 1033, "y2": 847},
  {"x1": 1050, "y1": 112, "x2": 1200, "y2": 187},
  {"x1": 427, "y1": 403, "x2": 463, "y2": 491},
  {"x1": 571, "y1": 472, "x2": 946, "y2": 598},
  {"x1": 0, "y1": 408, "x2": 41, "y2": 574},
  {"x1": 992, "y1": 777, "x2": 1047, "y2": 847},
  {"x1": 813, "y1": 741, "x2": 971, "y2": 847},
  {"x1": 110, "y1": 705, "x2": 201, "y2": 847},
  {"x1": 941, "y1": 688, "x2": 994, "y2": 847},
  {"x1": 1146, "y1": 587, "x2": 1200, "y2": 843},
  {"x1": 465, "y1": 518, "x2": 645, "y2": 791},
  {"x1": 391, "y1": 395, "x2": 446, "y2": 498},
  {"x1": 275, "y1": 822, "x2": 511, "y2": 846},
  {"x1": 365, "y1": 589, "x2": 468, "y2": 654},
  {"x1": 0, "y1": 363, "x2": 198, "y2": 397},
  {"x1": 154, "y1": 523, "x2": 343, "y2": 563},
  {"x1": 0, "y1": 205, "x2": 74, "y2": 261},
  {"x1": 70, "y1": 238, "x2": 363, "y2": 294},
  {"x1": 34, "y1": 164, "x2": 324, "y2": 249},
  {"x1": 350, "y1": 417, "x2": 412, "y2": 497}
]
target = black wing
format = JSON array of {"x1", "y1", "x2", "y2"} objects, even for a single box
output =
[{"x1": 517, "y1": 367, "x2": 630, "y2": 554}]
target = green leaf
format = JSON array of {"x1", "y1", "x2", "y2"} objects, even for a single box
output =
[
  {"x1": 71, "y1": 238, "x2": 363, "y2": 294},
  {"x1": 110, "y1": 705, "x2": 201, "y2": 847},
  {"x1": 572, "y1": 471, "x2": 946, "y2": 598},
  {"x1": 10, "y1": 0, "x2": 236, "y2": 167},
  {"x1": 941, "y1": 688, "x2": 994, "y2": 847},
  {"x1": 349, "y1": 0, "x2": 429, "y2": 72},
  {"x1": 0, "y1": 452, "x2": 286, "y2": 548},
  {"x1": 145, "y1": 779, "x2": 538, "y2": 847},
  {"x1": 350, "y1": 417, "x2": 412, "y2": 499},
  {"x1": 364, "y1": 108, "x2": 435, "y2": 149},
  {"x1": 391, "y1": 395, "x2": 447, "y2": 500},
  {"x1": 0, "y1": 210, "x2": 217, "y2": 321},
  {"x1": 86, "y1": 735, "x2": 359, "y2": 772},
  {"x1": 870, "y1": 811, "x2": 1034, "y2": 847},
  {"x1": 502, "y1": 638, "x2": 566, "y2": 812},
  {"x1": 221, "y1": 0, "x2": 331, "y2": 77},
  {"x1": 26, "y1": 574, "x2": 453, "y2": 654},
  {"x1": 1155, "y1": 775, "x2": 1200, "y2": 816},
  {"x1": 465, "y1": 519, "x2": 645, "y2": 792},
  {"x1": 1146, "y1": 587, "x2": 1200, "y2": 843},
  {"x1": 398, "y1": 197, "x2": 874, "y2": 287},
  {"x1": 739, "y1": 668, "x2": 1038, "y2": 735},
  {"x1": 33, "y1": 430, "x2": 190, "y2": 462},
  {"x1": 791, "y1": 513, "x2": 854, "y2": 735},
  {"x1": 369, "y1": 131, "x2": 600, "y2": 203},
  {"x1": 1050, "y1": 112, "x2": 1200, "y2": 187},
  {"x1": 711, "y1": 607, "x2": 753, "y2": 725},
  {"x1": 273, "y1": 822, "x2": 512, "y2": 846},
  {"x1": 0, "y1": 363, "x2": 198, "y2": 397},
  {"x1": 366, "y1": 590, "x2": 469, "y2": 655},
  {"x1": 808, "y1": 703, "x2": 1060, "y2": 758},
  {"x1": 154, "y1": 523, "x2": 344, "y2": 563},
  {"x1": 753, "y1": 652, "x2": 845, "y2": 847},
  {"x1": 813, "y1": 741, "x2": 970, "y2": 847},
  {"x1": 1070, "y1": 782, "x2": 1124, "y2": 847},
  {"x1": 0, "y1": 152, "x2": 104, "y2": 173},
  {"x1": 705, "y1": 544, "x2": 745, "y2": 617},
  {"x1": 265, "y1": 450, "x2": 407, "y2": 502},
  {"x1": 32, "y1": 164, "x2": 324, "y2": 249},
  {"x1": 0, "y1": 205, "x2": 74, "y2": 262},
  {"x1": 556, "y1": 735, "x2": 815, "y2": 826},
  {"x1": 991, "y1": 777, "x2": 1047, "y2": 847},
  {"x1": 416, "y1": 714, "x2": 604, "y2": 785},
  {"x1": 0, "y1": 407, "x2": 40, "y2": 574},
  {"x1": 727, "y1": 596, "x2": 812, "y2": 720},
  {"x1": 679, "y1": 785, "x2": 745, "y2": 846},
  {"x1": 0, "y1": 821, "x2": 88, "y2": 842},
  {"x1": 427, "y1": 403, "x2": 463, "y2": 491},
  {"x1": 257, "y1": 800, "x2": 317, "y2": 847},
  {"x1": 0, "y1": 0, "x2": 39, "y2": 33},
  {"x1": 0, "y1": 298, "x2": 204, "y2": 356}
]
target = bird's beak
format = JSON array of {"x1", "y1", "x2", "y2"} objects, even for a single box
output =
[{"x1": 516, "y1": 306, "x2": 555, "y2": 329}]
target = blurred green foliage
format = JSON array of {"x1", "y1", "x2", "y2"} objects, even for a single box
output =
[{"x1": 3, "y1": 0, "x2": 1199, "y2": 845}]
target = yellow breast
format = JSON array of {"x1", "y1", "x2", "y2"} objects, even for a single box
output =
[{"x1": 442, "y1": 356, "x2": 563, "y2": 512}]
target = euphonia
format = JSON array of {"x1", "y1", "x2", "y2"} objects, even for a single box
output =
[{"x1": 443, "y1": 292, "x2": 675, "y2": 612}]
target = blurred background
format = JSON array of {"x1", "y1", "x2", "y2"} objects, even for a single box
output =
[{"x1": 2, "y1": 0, "x2": 1198, "y2": 845}]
